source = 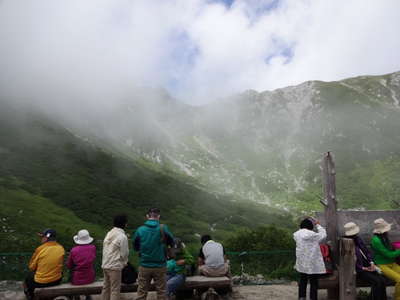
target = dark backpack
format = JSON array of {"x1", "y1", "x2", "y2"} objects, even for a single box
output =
[
  {"x1": 160, "y1": 224, "x2": 175, "y2": 259},
  {"x1": 121, "y1": 262, "x2": 138, "y2": 284}
]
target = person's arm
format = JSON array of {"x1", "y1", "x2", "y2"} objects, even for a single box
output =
[
  {"x1": 120, "y1": 235, "x2": 129, "y2": 265},
  {"x1": 358, "y1": 238, "x2": 373, "y2": 263},
  {"x1": 371, "y1": 236, "x2": 400, "y2": 259},
  {"x1": 198, "y1": 248, "x2": 205, "y2": 266},
  {"x1": 91, "y1": 245, "x2": 97, "y2": 262},
  {"x1": 66, "y1": 250, "x2": 74, "y2": 269},
  {"x1": 222, "y1": 246, "x2": 228, "y2": 262},
  {"x1": 354, "y1": 246, "x2": 367, "y2": 272},
  {"x1": 28, "y1": 247, "x2": 40, "y2": 272},
  {"x1": 133, "y1": 230, "x2": 141, "y2": 252},
  {"x1": 177, "y1": 248, "x2": 194, "y2": 266},
  {"x1": 314, "y1": 224, "x2": 327, "y2": 242},
  {"x1": 163, "y1": 225, "x2": 174, "y2": 247}
]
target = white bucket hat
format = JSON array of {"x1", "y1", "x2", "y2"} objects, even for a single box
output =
[
  {"x1": 344, "y1": 222, "x2": 360, "y2": 236},
  {"x1": 73, "y1": 229, "x2": 94, "y2": 245},
  {"x1": 373, "y1": 218, "x2": 392, "y2": 234}
]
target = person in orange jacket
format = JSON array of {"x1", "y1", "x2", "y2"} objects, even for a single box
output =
[{"x1": 23, "y1": 229, "x2": 65, "y2": 300}]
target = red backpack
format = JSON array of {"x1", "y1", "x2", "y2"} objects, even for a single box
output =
[{"x1": 320, "y1": 244, "x2": 333, "y2": 274}]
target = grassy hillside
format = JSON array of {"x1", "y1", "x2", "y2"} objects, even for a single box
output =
[
  {"x1": 0, "y1": 102, "x2": 294, "y2": 252},
  {"x1": 0, "y1": 187, "x2": 106, "y2": 252}
]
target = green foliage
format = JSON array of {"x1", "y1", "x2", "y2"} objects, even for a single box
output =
[
  {"x1": 0, "y1": 187, "x2": 106, "y2": 252},
  {"x1": 337, "y1": 157, "x2": 400, "y2": 209},
  {"x1": 225, "y1": 225, "x2": 295, "y2": 251},
  {"x1": 275, "y1": 154, "x2": 400, "y2": 213},
  {"x1": 225, "y1": 225, "x2": 296, "y2": 280},
  {"x1": 0, "y1": 105, "x2": 295, "y2": 254}
]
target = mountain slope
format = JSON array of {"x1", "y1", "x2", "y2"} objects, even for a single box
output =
[
  {"x1": 0, "y1": 187, "x2": 106, "y2": 252},
  {"x1": 0, "y1": 101, "x2": 294, "y2": 251},
  {"x1": 83, "y1": 72, "x2": 400, "y2": 210}
]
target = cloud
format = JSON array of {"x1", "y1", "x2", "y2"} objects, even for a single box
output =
[{"x1": 0, "y1": 0, "x2": 399, "y2": 106}]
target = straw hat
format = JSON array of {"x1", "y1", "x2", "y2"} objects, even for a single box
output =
[
  {"x1": 73, "y1": 229, "x2": 94, "y2": 245},
  {"x1": 344, "y1": 222, "x2": 360, "y2": 236},
  {"x1": 373, "y1": 218, "x2": 392, "y2": 234}
]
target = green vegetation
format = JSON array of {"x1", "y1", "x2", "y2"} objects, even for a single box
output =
[
  {"x1": 0, "y1": 103, "x2": 295, "y2": 256},
  {"x1": 225, "y1": 225, "x2": 296, "y2": 280},
  {"x1": 0, "y1": 187, "x2": 106, "y2": 252}
]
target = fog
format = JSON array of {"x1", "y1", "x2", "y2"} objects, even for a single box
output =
[
  {"x1": 0, "y1": 1, "x2": 400, "y2": 205},
  {"x1": 0, "y1": 0, "x2": 399, "y2": 110}
]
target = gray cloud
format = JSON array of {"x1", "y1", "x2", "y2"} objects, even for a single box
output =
[{"x1": 0, "y1": 0, "x2": 399, "y2": 107}]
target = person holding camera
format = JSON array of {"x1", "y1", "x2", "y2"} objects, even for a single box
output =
[{"x1": 293, "y1": 217, "x2": 326, "y2": 300}]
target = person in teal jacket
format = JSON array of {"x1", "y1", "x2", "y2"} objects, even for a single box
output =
[
  {"x1": 371, "y1": 218, "x2": 400, "y2": 300},
  {"x1": 166, "y1": 238, "x2": 194, "y2": 297},
  {"x1": 133, "y1": 208, "x2": 174, "y2": 300}
]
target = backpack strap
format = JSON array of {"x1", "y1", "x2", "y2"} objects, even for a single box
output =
[{"x1": 160, "y1": 224, "x2": 166, "y2": 244}]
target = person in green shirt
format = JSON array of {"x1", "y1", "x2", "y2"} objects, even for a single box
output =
[
  {"x1": 371, "y1": 218, "x2": 400, "y2": 300},
  {"x1": 166, "y1": 238, "x2": 194, "y2": 298}
]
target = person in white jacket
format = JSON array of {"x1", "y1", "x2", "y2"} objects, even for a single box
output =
[
  {"x1": 293, "y1": 217, "x2": 326, "y2": 300},
  {"x1": 101, "y1": 215, "x2": 129, "y2": 300}
]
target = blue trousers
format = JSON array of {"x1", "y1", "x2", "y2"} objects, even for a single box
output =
[{"x1": 167, "y1": 273, "x2": 185, "y2": 296}]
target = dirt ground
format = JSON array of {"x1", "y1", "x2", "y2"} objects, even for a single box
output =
[
  {"x1": 0, "y1": 284, "x2": 395, "y2": 300},
  {"x1": 0, "y1": 284, "x2": 324, "y2": 300}
]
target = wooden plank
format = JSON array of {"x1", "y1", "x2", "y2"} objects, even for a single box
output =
[
  {"x1": 316, "y1": 209, "x2": 400, "y2": 245},
  {"x1": 34, "y1": 281, "x2": 124, "y2": 299},
  {"x1": 339, "y1": 238, "x2": 356, "y2": 300},
  {"x1": 183, "y1": 276, "x2": 231, "y2": 289},
  {"x1": 34, "y1": 276, "x2": 231, "y2": 299},
  {"x1": 318, "y1": 270, "x2": 339, "y2": 289}
]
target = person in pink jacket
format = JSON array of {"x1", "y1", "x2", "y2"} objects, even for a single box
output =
[{"x1": 67, "y1": 229, "x2": 96, "y2": 288}]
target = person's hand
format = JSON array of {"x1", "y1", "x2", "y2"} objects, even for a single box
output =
[
  {"x1": 176, "y1": 259, "x2": 185, "y2": 265},
  {"x1": 362, "y1": 265, "x2": 376, "y2": 272},
  {"x1": 369, "y1": 264, "x2": 376, "y2": 272}
]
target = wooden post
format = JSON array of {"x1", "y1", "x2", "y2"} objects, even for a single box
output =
[
  {"x1": 339, "y1": 238, "x2": 356, "y2": 300},
  {"x1": 322, "y1": 152, "x2": 339, "y2": 299},
  {"x1": 322, "y1": 152, "x2": 338, "y2": 261}
]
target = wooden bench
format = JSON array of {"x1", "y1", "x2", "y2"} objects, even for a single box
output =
[
  {"x1": 317, "y1": 152, "x2": 399, "y2": 300},
  {"x1": 34, "y1": 276, "x2": 232, "y2": 299}
]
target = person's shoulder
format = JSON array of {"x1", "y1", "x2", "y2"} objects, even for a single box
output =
[
  {"x1": 35, "y1": 243, "x2": 47, "y2": 253},
  {"x1": 56, "y1": 242, "x2": 66, "y2": 251},
  {"x1": 371, "y1": 235, "x2": 379, "y2": 242},
  {"x1": 81, "y1": 244, "x2": 96, "y2": 250},
  {"x1": 163, "y1": 224, "x2": 173, "y2": 233},
  {"x1": 135, "y1": 225, "x2": 147, "y2": 233}
]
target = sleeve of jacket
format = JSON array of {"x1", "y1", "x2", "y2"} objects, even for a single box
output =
[
  {"x1": 182, "y1": 248, "x2": 195, "y2": 265},
  {"x1": 372, "y1": 236, "x2": 400, "y2": 259},
  {"x1": 163, "y1": 225, "x2": 174, "y2": 247},
  {"x1": 120, "y1": 234, "x2": 129, "y2": 265},
  {"x1": 66, "y1": 250, "x2": 74, "y2": 269},
  {"x1": 358, "y1": 238, "x2": 373, "y2": 262},
  {"x1": 92, "y1": 245, "x2": 97, "y2": 262},
  {"x1": 28, "y1": 247, "x2": 40, "y2": 272},
  {"x1": 314, "y1": 225, "x2": 327, "y2": 242},
  {"x1": 132, "y1": 230, "x2": 141, "y2": 252},
  {"x1": 355, "y1": 249, "x2": 363, "y2": 271}
]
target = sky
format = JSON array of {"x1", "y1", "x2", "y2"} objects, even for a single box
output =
[{"x1": 0, "y1": 0, "x2": 400, "y2": 105}]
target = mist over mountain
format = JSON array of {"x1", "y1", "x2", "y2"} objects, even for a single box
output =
[
  {"x1": 53, "y1": 71, "x2": 400, "y2": 211},
  {"x1": 1, "y1": 70, "x2": 400, "y2": 252}
]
